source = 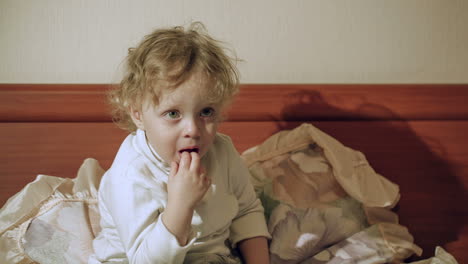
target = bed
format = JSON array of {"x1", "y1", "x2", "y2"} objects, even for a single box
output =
[{"x1": 1, "y1": 83, "x2": 467, "y2": 263}]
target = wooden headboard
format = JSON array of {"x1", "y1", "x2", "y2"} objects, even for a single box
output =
[{"x1": 1, "y1": 84, "x2": 467, "y2": 262}]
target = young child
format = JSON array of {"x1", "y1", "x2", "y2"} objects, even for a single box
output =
[{"x1": 88, "y1": 22, "x2": 271, "y2": 264}]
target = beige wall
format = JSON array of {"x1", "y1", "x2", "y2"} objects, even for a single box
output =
[{"x1": 1, "y1": 0, "x2": 467, "y2": 84}]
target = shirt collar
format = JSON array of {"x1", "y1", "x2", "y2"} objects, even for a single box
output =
[{"x1": 135, "y1": 129, "x2": 171, "y2": 175}]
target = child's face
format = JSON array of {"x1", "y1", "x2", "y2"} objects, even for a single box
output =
[{"x1": 131, "y1": 71, "x2": 220, "y2": 165}]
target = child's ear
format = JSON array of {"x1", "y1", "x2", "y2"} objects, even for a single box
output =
[{"x1": 130, "y1": 107, "x2": 145, "y2": 130}]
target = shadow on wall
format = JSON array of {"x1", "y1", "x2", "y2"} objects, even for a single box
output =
[{"x1": 275, "y1": 90, "x2": 467, "y2": 262}]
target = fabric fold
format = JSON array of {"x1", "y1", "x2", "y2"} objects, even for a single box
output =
[
  {"x1": 407, "y1": 246, "x2": 458, "y2": 264},
  {"x1": 241, "y1": 122, "x2": 423, "y2": 263},
  {"x1": 0, "y1": 158, "x2": 105, "y2": 264},
  {"x1": 377, "y1": 222, "x2": 423, "y2": 260},
  {"x1": 303, "y1": 224, "x2": 422, "y2": 264},
  {"x1": 242, "y1": 123, "x2": 400, "y2": 208}
]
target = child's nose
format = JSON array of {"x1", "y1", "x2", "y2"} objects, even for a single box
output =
[{"x1": 183, "y1": 118, "x2": 201, "y2": 139}]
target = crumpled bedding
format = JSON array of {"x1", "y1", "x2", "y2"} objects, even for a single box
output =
[
  {"x1": 0, "y1": 159, "x2": 103, "y2": 264},
  {"x1": 0, "y1": 123, "x2": 460, "y2": 264},
  {"x1": 242, "y1": 123, "x2": 457, "y2": 264}
]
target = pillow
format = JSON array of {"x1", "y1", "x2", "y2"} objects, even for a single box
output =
[
  {"x1": 304, "y1": 224, "x2": 426, "y2": 264},
  {"x1": 0, "y1": 158, "x2": 104, "y2": 264},
  {"x1": 241, "y1": 123, "x2": 422, "y2": 263}
]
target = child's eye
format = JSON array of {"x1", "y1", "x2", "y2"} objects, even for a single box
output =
[
  {"x1": 200, "y1": 107, "x2": 215, "y2": 117},
  {"x1": 164, "y1": 111, "x2": 180, "y2": 119}
]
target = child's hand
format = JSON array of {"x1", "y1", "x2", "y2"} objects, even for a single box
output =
[
  {"x1": 162, "y1": 152, "x2": 210, "y2": 245},
  {"x1": 167, "y1": 151, "x2": 211, "y2": 210}
]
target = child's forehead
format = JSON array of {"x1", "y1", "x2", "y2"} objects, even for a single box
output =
[
  {"x1": 160, "y1": 70, "x2": 213, "y2": 92},
  {"x1": 152, "y1": 75, "x2": 219, "y2": 107},
  {"x1": 156, "y1": 86, "x2": 215, "y2": 107}
]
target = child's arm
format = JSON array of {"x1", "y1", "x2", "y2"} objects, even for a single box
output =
[
  {"x1": 238, "y1": 236, "x2": 270, "y2": 264},
  {"x1": 162, "y1": 151, "x2": 211, "y2": 245},
  {"x1": 97, "y1": 151, "x2": 209, "y2": 264},
  {"x1": 219, "y1": 134, "x2": 271, "y2": 259}
]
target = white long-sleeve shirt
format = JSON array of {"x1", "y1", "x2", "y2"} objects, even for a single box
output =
[{"x1": 89, "y1": 130, "x2": 270, "y2": 264}]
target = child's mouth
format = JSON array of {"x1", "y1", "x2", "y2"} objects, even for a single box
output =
[{"x1": 179, "y1": 147, "x2": 199, "y2": 154}]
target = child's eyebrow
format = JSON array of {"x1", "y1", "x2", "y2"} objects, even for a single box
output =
[
  {"x1": 156, "y1": 98, "x2": 180, "y2": 109},
  {"x1": 153, "y1": 102, "x2": 177, "y2": 113},
  {"x1": 158, "y1": 105, "x2": 179, "y2": 112}
]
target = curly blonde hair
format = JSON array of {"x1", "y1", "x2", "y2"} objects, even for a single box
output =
[{"x1": 109, "y1": 22, "x2": 240, "y2": 132}]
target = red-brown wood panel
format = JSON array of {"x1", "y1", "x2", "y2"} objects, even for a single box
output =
[
  {"x1": 1, "y1": 84, "x2": 468, "y2": 121},
  {"x1": 0, "y1": 84, "x2": 111, "y2": 122},
  {"x1": 0, "y1": 121, "x2": 467, "y2": 262},
  {"x1": 232, "y1": 84, "x2": 468, "y2": 121}
]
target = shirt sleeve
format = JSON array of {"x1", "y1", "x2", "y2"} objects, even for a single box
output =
[
  {"x1": 99, "y1": 163, "x2": 196, "y2": 264},
  {"x1": 221, "y1": 135, "x2": 271, "y2": 247}
]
